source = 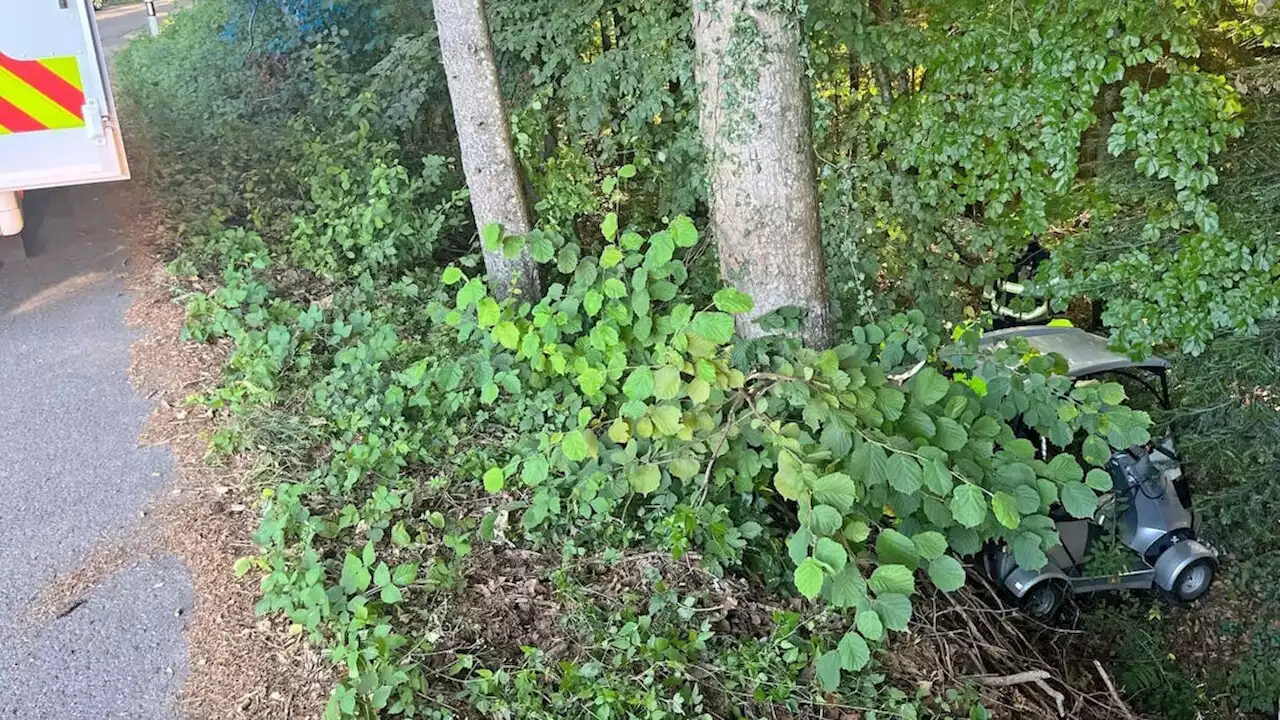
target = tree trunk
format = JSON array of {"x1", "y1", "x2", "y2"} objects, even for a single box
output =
[
  {"x1": 693, "y1": 1, "x2": 832, "y2": 348},
  {"x1": 433, "y1": 0, "x2": 539, "y2": 300}
]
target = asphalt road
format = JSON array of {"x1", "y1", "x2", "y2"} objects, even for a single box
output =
[
  {"x1": 95, "y1": 1, "x2": 178, "y2": 52},
  {"x1": 0, "y1": 8, "x2": 191, "y2": 719}
]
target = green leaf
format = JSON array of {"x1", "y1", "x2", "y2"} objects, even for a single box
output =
[
  {"x1": 887, "y1": 453, "x2": 922, "y2": 494},
  {"x1": 688, "y1": 311, "x2": 734, "y2": 344},
  {"x1": 1046, "y1": 454, "x2": 1084, "y2": 483},
  {"x1": 607, "y1": 419, "x2": 631, "y2": 444},
  {"x1": 828, "y1": 566, "x2": 868, "y2": 608},
  {"x1": 650, "y1": 405, "x2": 682, "y2": 436},
  {"x1": 686, "y1": 377, "x2": 711, "y2": 404},
  {"x1": 912, "y1": 531, "x2": 948, "y2": 560},
  {"x1": 618, "y1": 163, "x2": 637, "y2": 179},
  {"x1": 583, "y1": 290, "x2": 604, "y2": 316},
  {"x1": 927, "y1": 556, "x2": 966, "y2": 592},
  {"x1": 947, "y1": 527, "x2": 982, "y2": 556},
  {"x1": 602, "y1": 277, "x2": 627, "y2": 298},
  {"x1": 1011, "y1": 532, "x2": 1048, "y2": 570},
  {"x1": 528, "y1": 234, "x2": 555, "y2": 263},
  {"x1": 922, "y1": 458, "x2": 954, "y2": 496},
  {"x1": 856, "y1": 607, "x2": 885, "y2": 642},
  {"x1": 483, "y1": 467, "x2": 504, "y2": 493},
  {"x1": 813, "y1": 473, "x2": 858, "y2": 513},
  {"x1": 875, "y1": 529, "x2": 920, "y2": 570},
  {"x1": 481, "y1": 223, "x2": 502, "y2": 252},
  {"x1": 1086, "y1": 468, "x2": 1114, "y2": 491},
  {"x1": 774, "y1": 450, "x2": 807, "y2": 501},
  {"x1": 814, "y1": 537, "x2": 848, "y2": 572},
  {"x1": 877, "y1": 387, "x2": 906, "y2": 421},
  {"x1": 380, "y1": 584, "x2": 403, "y2": 604},
  {"x1": 1059, "y1": 482, "x2": 1098, "y2": 519},
  {"x1": 816, "y1": 650, "x2": 842, "y2": 691},
  {"x1": 623, "y1": 367, "x2": 654, "y2": 401},
  {"x1": 391, "y1": 522, "x2": 411, "y2": 547},
  {"x1": 809, "y1": 505, "x2": 844, "y2": 536},
  {"x1": 909, "y1": 367, "x2": 950, "y2": 406},
  {"x1": 562, "y1": 431, "x2": 588, "y2": 462},
  {"x1": 1013, "y1": 484, "x2": 1042, "y2": 514},
  {"x1": 794, "y1": 558, "x2": 825, "y2": 600},
  {"x1": 873, "y1": 593, "x2": 913, "y2": 631},
  {"x1": 339, "y1": 553, "x2": 370, "y2": 594},
  {"x1": 392, "y1": 562, "x2": 418, "y2": 586},
  {"x1": 601, "y1": 212, "x2": 618, "y2": 241},
  {"x1": 820, "y1": 421, "x2": 853, "y2": 457},
  {"x1": 1083, "y1": 435, "x2": 1112, "y2": 466},
  {"x1": 713, "y1": 287, "x2": 755, "y2": 314},
  {"x1": 629, "y1": 464, "x2": 662, "y2": 495},
  {"x1": 950, "y1": 485, "x2": 988, "y2": 528},
  {"x1": 374, "y1": 562, "x2": 391, "y2": 588},
  {"x1": 522, "y1": 456, "x2": 549, "y2": 486},
  {"x1": 843, "y1": 519, "x2": 871, "y2": 542},
  {"x1": 578, "y1": 367, "x2": 606, "y2": 395},
  {"x1": 441, "y1": 266, "x2": 463, "y2": 285},
  {"x1": 869, "y1": 564, "x2": 915, "y2": 596},
  {"x1": 992, "y1": 491, "x2": 1021, "y2": 529},
  {"x1": 600, "y1": 245, "x2": 624, "y2": 268},
  {"x1": 838, "y1": 631, "x2": 871, "y2": 671},
  {"x1": 1099, "y1": 382, "x2": 1127, "y2": 405},
  {"x1": 933, "y1": 416, "x2": 968, "y2": 452},
  {"x1": 492, "y1": 321, "x2": 519, "y2": 350},
  {"x1": 480, "y1": 382, "x2": 499, "y2": 404},
  {"x1": 645, "y1": 233, "x2": 674, "y2": 268},
  {"x1": 233, "y1": 557, "x2": 253, "y2": 578},
  {"x1": 653, "y1": 366, "x2": 682, "y2": 400}
]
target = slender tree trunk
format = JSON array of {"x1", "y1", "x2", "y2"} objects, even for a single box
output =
[
  {"x1": 693, "y1": 1, "x2": 832, "y2": 347},
  {"x1": 433, "y1": 0, "x2": 539, "y2": 300}
]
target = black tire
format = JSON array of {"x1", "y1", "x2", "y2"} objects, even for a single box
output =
[
  {"x1": 1173, "y1": 559, "x2": 1214, "y2": 603},
  {"x1": 1020, "y1": 580, "x2": 1066, "y2": 620}
]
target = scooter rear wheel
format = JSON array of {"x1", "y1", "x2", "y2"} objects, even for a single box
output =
[
  {"x1": 1020, "y1": 580, "x2": 1066, "y2": 619},
  {"x1": 1173, "y1": 559, "x2": 1214, "y2": 602}
]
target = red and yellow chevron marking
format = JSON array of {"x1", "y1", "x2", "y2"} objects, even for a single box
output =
[{"x1": 0, "y1": 52, "x2": 85, "y2": 136}]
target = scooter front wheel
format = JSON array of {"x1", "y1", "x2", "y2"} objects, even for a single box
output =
[{"x1": 1174, "y1": 559, "x2": 1214, "y2": 602}]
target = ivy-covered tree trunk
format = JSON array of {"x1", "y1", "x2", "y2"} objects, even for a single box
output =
[
  {"x1": 433, "y1": 0, "x2": 539, "y2": 299},
  {"x1": 693, "y1": 1, "x2": 832, "y2": 348}
]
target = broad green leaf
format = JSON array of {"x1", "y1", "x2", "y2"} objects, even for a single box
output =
[
  {"x1": 391, "y1": 522, "x2": 411, "y2": 547},
  {"x1": 877, "y1": 387, "x2": 906, "y2": 422},
  {"x1": 886, "y1": 453, "x2": 922, "y2": 494},
  {"x1": 927, "y1": 555, "x2": 966, "y2": 592},
  {"x1": 476, "y1": 297, "x2": 500, "y2": 327},
  {"x1": 528, "y1": 234, "x2": 555, "y2": 262},
  {"x1": 607, "y1": 419, "x2": 631, "y2": 444},
  {"x1": 670, "y1": 456, "x2": 700, "y2": 479},
  {"x1": 602, "y1": 278, "x2": 627, "y2": 298},
  {"x1": 869, "y1": 564, "x2": 915, "y2": 596},
  {"x1": 562, "y1": 431, "x2": 588, "y2": 462},
  {"x1": 601, "y1": 212, "x2": 618, "y2": 241},
  {"x1": 600, "y1": 245, "x2": 624, "y2": 268},
  {"x1": 909, "y1": 366, "x2": 950, "y2": 406},
  {"x1": 392, "y1": 562, "x2": 418, "y2": 586},
  {"x1": 583, "y1": 290, "x2": 604, "y2": 316},
  {"x1": 689, "y1": 311, "x2": 734, "y2": 344},
  {"x1": 1059, "y1": 482, "x2": 1098, "y2": 518},
  {"x1": 992, "y1": 491, "x2": 1021, "y2": 529},
  {"x1": 373, "y1": 562, "x2": 391, "y2": 588},
  {"x1": 623, "y1": 367, "x2": 654, "y2": 400},
  {"x1": 687, "y1": 377, "x2": 711, "y2": 403},
  {"x1": 441, "y1": 266, "x2": 463, "y2": 285},
  {"x1": 774, "y1": 450, "x2": 807, "y2": 500},
  {"x1": 1046, "y1": 454, "x2": 1084, "y2": 483},
  {"x1": 950, "y1": 485, "x2": 988, "y2": 528},
  {"x1": 481, "y1": 223, "x2": 502, "y2": 251},
  {"x1": 522, "y1": 456, "x2": 549, "y2": 486},
  {"x1": 629, "y1": 464, "x2": 661, "y2": 495},
  {"x1": 1083, "y1": 435, "x2": 1111, "y2": 466},
  {"x1": 838, "y1": 631, "x2": 871, "y2": 671},
  {"x1": 713, "y1": 287, "x2": 755, "y2": 314},
  {"x1": 933, "y1": 416, "x2": 968, "y2": 451},
  {"x1": 492, "y1": 321, "x2": 519, "y2": 349},
  {"x1": 653, "y1": 366, "x2": 682, "y2": 400},
  {"x1": 922, "y1": 458, "x2": 954, "y2": 496},
  {"x1": 794, "y1": 558, "x2": 825, "y2": 600},
  {"x1": 1099, "y1": 382, "x2": 1127, "y2": 405},
  {"x1": 1012, "y1": 484, "x2": 1042, "y2": 514},
  {"x1": 813, "y1": 472, "x2": 858, "y2": 513},
  {"x1": 816, "y1": 650, "x2": 842, "y2": 691},
  {"x1": 645, "y1": 233, "x2": 674, "y2": 268},
  {"x1": 670, "y1": 216, "x2": 698, "y2": 247},
  {"x1": 482, "y1": 467, "x2": 504, "y2": 493},
  {"x1": 1086, "y1": 468, "x2": 1114, "y2": 491},
  {"x1": 828, "y1": 566, "x2": 868, "y2": 608},
  {"x1": 814, "y1": 537, "x2": 848, "y2": 572},
  {"x1": 856, "y1": 607, "x2": 885, "y2": 641},
  {"x1": 1011, "y1": 532, "x2": 1048, "y2": 570},
  {"x1": 380, "y1": 584, "x2": 403, "y2": 604},
  {"x1": 947, "y1": 526, "x2": 982, "y2": 556},
  {"x1": 874, "y1": 593, "x2": 913, "y2": 631},
  {"x1": 578, "y1": 367, "x2": 605, "y2": 395},
  {"x1": 820, "y1": 421, "x2": 853, "y2": 457},
  {"x1": 875, "y1": 529, "x2": 920, "y2": 570},
  {"x1": 912, "y1": 531, "x2": 948, "y2": 560},
  {"x1": 618, "y1": 163, "x2": 637, "y2": 178},
  {"x1": 480, "y1": 382, "x2": 499, "y2": 404},
  {"x1": 649, "y1": 405, "x2": 683, "y2": 436},
  {"x1": 339, "y1": 553, "x2": 370, "y2": 594},
  {"x1": 843, "y1": 519, "x2": 871, "y2": 542},
  {"x1": 809, "y1": 505, "x2": 844, "y2": 536}
]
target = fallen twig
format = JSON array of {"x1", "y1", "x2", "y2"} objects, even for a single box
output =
[{"x1": 1093, "y1": 659, "x2": 1136, "y2": 720}]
